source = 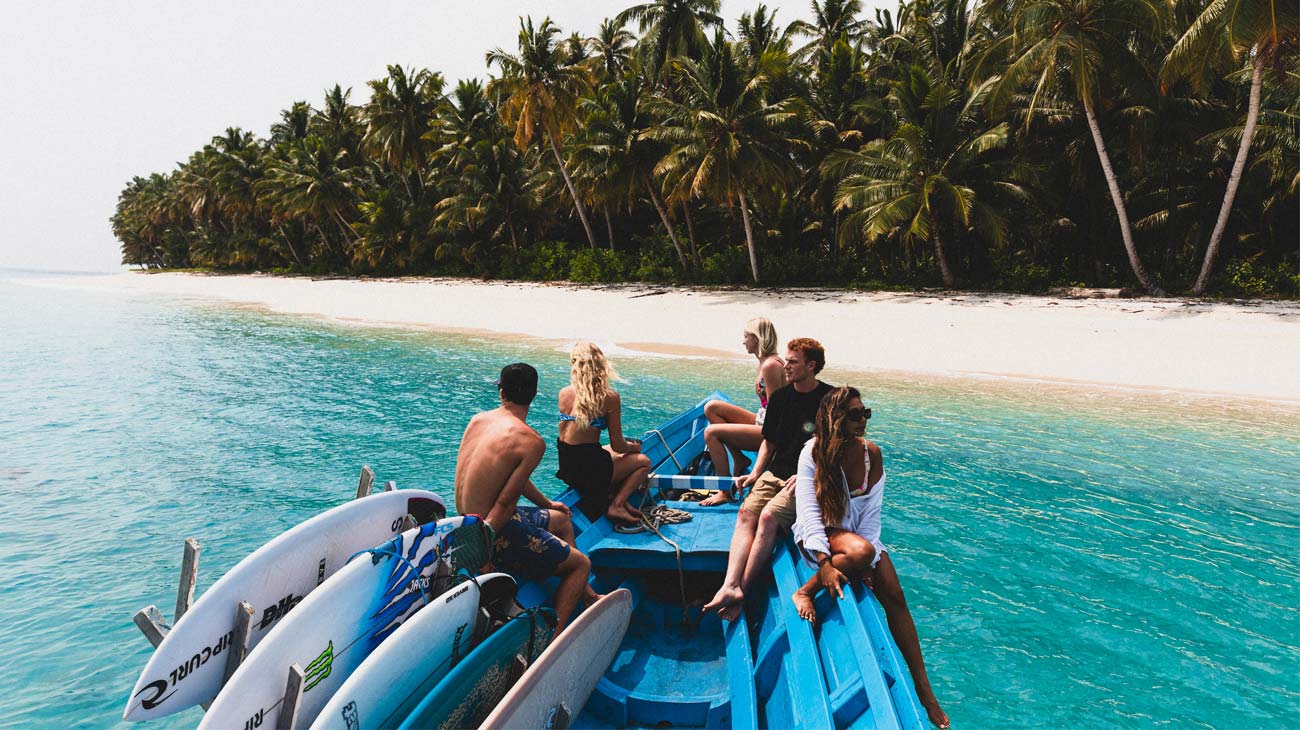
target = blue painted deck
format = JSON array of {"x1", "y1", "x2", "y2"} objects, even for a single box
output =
[{"x1": 522, "y1": 394, "x2": 927, "y2": 729}]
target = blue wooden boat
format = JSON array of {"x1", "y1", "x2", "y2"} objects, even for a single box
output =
[{"x1": 508, "y1": 393, "x2": 929, "y2": 729}]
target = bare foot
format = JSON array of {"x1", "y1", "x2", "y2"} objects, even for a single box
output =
[
  {"x1": 606, "y1": 505, "x2": 641, "y2": 526},
  {"x1": 717, "y1": 601, "x2": 743, "y2": 622},
  {"x1": 611, "y1": 499, "x2": 644, "y2": 519},
  {"x1": 583, "y1": 585, "x2": 604, "y2": 607},
  {"x1": 923, "y1": 701, "x2": 949, "y2": 729},
  {"x1": 699, "y1": 490, "x2": 731, "y2": 506},
  {"x1": 792, "y1": 587, "x2": 818, "y2": 623},
  {"x1": 703, "y1": 584, "x2": 744, "y2": 617}
]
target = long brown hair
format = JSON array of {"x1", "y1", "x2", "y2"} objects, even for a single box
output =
[{"x1": 812, "y1": 386, "x2": 862, "y2": 527}]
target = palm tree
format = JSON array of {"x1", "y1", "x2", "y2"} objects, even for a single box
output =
[
  {"x1": 113, "y1": 174, "x2": 184, "y2": 269},
  {"x1": 649, "y1": 33, "x2": 805, "y2": 282},
  {"x1": 429, "y1": 79, "x2": 540, "y2": 256},
  {"x1": 789, "y1": 0, "x2": 870, "y2": 69},
  {"x1": 487, "y1": 17, "x2": 599, "y2": 249},
  {"x1": 209, "y1": 129, "x2": 265, "y2": 226},
  {"x1": 1162, "y1": 0, "x2": 1298, "y2": 293},
  {"x1": 831, "y1": 66, "x2": 1031, "y2": 287},
  {"x1": 588, "y1": 18, "x2": 637, "y2": 80},
  {"x1": 799, "y1": 37, "x2": 883, "y2": 256},
  {"x1": 616, "y1": 0, "x2": 723, "y2": 81},
  {"x1": 270, "y1": 102, "x2": 312, "y2": 147},
  {"x1": 737, "y1": 5, "x2": 794, "y2": 61},
  {"x1": 364, "y1": 65, "x2": 445, "y2": 203},
  {"x1": 988, "y1": 0, "x2": 1168, "y2": 295},
  {"x1": 574, "y1": 69, "x2": 690, "y2": 267},
  {"x1": 258, "y1": 137, "x2": 363, "y2": 262},
  {"x1": 311, "y1": 85, "x2": 365, "y2": 165}
]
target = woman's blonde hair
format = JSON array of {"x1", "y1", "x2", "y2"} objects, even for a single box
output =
[
  {"x1": 812, "y1": 386, "x2": 862, "y2": 527},
  {"x1": 569, "y1": 341, "x2": 618, "y2": 429},
  {"x1": 745, "y1": 317, "x2": 779, "y2": 358}
]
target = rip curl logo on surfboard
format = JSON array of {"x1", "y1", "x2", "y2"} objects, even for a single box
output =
[{"x1": 132, "y1": 630, "x2": 235, "y2": 710}]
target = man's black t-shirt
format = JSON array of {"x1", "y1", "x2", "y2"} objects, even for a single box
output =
[{"x1": 761, "y1": 380, "x2": 833, "y2": 479}]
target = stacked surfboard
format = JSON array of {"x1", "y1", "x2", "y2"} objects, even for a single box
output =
[
  {"x1": 124, "y1": 489, "x2": 447, "y2": 721},
  {"x1": 199, "y1": 515, "x2": 494, "y2": 729},
  {"x1": 125, "y1": 490, "x2": 633, "y2": 729}
]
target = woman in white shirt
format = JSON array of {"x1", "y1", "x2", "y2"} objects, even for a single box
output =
[{"x1": 791, "y1": 386, "x2": 949, "y2": 730}]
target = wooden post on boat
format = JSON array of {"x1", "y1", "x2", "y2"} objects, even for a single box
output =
[
  {"x1": 131, "y1": 535, "x2": 201, "y2": 648},
  {"x1": 277, "y1": 664, "x2": 306, "y2": 730},
  {"x1": 356, "y1": 466, "x2": 375, "y2": 499},
  {"x1": 175, "y1": 538, "x2": 200, "y2": 622},
  {"x1": 224, "y1": 601, "x2": 255, "y2": 685},
  {"x1": 132, "y1": 606, "x2": 168, "y2": 648}
]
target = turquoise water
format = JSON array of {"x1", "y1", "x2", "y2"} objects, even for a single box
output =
[{"x1": 0, "y1": 271, "x2": 1296, "y2": 729}]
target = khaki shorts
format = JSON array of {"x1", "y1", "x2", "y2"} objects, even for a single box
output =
[{"x1": 740, "y1": 471, "x2": 797, "y2": 529}]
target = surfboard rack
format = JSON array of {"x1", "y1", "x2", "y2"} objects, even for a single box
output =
[
  {"x1": 356, "y1": 465, "x2": 375, "y2": 498},
  {"x1": 278, "y1": 663, "x2": 306, "y2": 730},
  {"x1": 130, "y1": 466, "x2": 389, "y2": 717},
  {"x1": 130, "y1": 537, "x2": 201, "y2": 651}
]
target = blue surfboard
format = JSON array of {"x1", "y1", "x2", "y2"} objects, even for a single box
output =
[{"x1": 397, "y1": 610, "x2": 554, "y2": 730}]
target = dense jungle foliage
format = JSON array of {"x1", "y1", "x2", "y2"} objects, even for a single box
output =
[{"x1": 112, "y1": 0, "x2": 1298, "y2": 296}]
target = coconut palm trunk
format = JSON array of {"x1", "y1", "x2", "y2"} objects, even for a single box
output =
[
  {"x1": 932, "y1": 227, "x2": 955, "y2": 288},
  {"x1": 545, "y1": 128, "x2": 599, "y2": 249},
  {"x1": 1193, "y1": 51, "x2": 1264, "y2": 295},
  {"x1": 275, "y1": 224, "x2": 303, "y2": 266},
  {"x1": 681, "y1": 200, "x2": 702, "y2": 267},
  {"x1": 1083, "y1": 98, "x2": 1166, "y2": 296},
  {"x1": 644, "y1": 174, "x2": 689, "y2": 268},
  {"x1": 736, "y1": 187, "x2": 761, "y2": 284},
  {"x1": 604, "y1": 207, "x2": 616, "y2": 251},
  {"x1": 333, "y1": 210, "x2": 359, "y2": 243}
]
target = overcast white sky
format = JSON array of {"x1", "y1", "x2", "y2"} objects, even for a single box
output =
[{"x1": 0, "y1": 1, "x2": 893, "y2": 272}]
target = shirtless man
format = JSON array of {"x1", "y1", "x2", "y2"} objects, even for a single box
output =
[{"x1": 454, "y1": 363, "x2": 595, "y2": 632}]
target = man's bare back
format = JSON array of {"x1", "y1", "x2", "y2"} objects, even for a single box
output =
[{"x1": 454, "y1": 408, "x2": 544, "y2": 525}]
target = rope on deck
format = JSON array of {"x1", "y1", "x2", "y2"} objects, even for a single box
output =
[
  {"x1": 618, "y1": 502, "x2": 693, "y2": 625},
  {"x1": 644, "y1": 429, "x2": 684, "y2": 472}
]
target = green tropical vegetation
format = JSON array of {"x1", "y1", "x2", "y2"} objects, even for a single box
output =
[{"x1": 112, "y1": 0, "x2": 1298, "y2": 296}]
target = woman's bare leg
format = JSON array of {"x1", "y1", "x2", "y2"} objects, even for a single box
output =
[
  {"x1": 792, "y1": 530, "x2": 876, "y2": 622},
  {"x1": 870, "y1": 552, "x2": 949, "y2": 729},
  {"x1": 607, "y1": 449, "x2": 650, "y2": 523},
  {"x1": 701, "y1": 401, "x2": 761, "y2": 505},
  {"x1": 704, "y1": 402, "x2": 758, "y2": 473}
]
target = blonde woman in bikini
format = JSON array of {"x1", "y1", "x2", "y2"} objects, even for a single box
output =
[
  {"x1": 700, "y1": 317, "x2": 786, "y2": 505},
  {"x1": 556, "y1": 342, "x2": 651, "y2": 526}
]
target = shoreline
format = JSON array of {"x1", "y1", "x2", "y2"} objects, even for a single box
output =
[{"x1": 29, "y1": 271, "x2": 1300, "y2": 404}]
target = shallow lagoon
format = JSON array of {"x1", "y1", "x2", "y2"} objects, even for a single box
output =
[{"x1": 0, "y1": 272, "x2": 1296, "y2": 728}]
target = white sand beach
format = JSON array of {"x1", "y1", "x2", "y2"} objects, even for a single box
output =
[{"x1": 84, "y1": 272, "x2": 1300, "y2": 402}]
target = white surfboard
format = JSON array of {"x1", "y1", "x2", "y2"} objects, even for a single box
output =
[
  {"x1": 310, "y1": 573, "x2": 518, "y2": 730},
  {"x1": 123, "y1": 489, "x2": 446, "y2": 721},
  {"x1": 481, "y1": 589, "x2": 634, "y2": 730},
  {"x1": 199, "y1": 516, "x2": 493, "y2": 730}
]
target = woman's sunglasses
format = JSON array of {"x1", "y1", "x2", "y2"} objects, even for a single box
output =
[{"x1": 846, "y1": 407, "x2": 872, "y2": 421}]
